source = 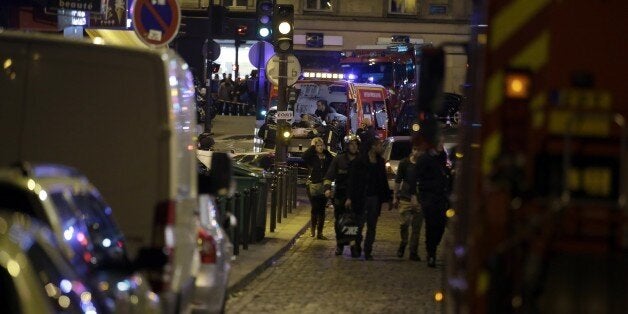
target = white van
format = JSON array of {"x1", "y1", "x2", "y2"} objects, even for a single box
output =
[{"x1": 0, "y1": 31, "x2": 199, "y2": 313}]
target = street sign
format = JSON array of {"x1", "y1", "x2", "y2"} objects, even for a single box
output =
[
  {"x1": 265, "y1": 54, "x2": 301, "y2": 86},
  {"x1": 132, "y1": 0, "x2": 181, "y2": 47},
  {"x1": 276, "y1": 111, "x2": 294, "y2": 120},
  {"x1": 202, "y1": 39, "x2": 221, "y2": 61},
  {"x1": 248, "y1": 41, "x2": 275, "y2": 68}
]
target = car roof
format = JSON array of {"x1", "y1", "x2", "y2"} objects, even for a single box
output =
[{"x1": 0, "y1": 164, "x2": 93, "y2": 193}]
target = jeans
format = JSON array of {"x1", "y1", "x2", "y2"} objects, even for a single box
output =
[
  {"x1": 356, "y1": 196, "x2": 380, "y2": 255},
  {"x1": 398, "y1": 200, "x2": 423, "y2": 254}
]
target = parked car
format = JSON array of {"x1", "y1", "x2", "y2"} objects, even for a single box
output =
[
  {"x1": 0, "y1": 210, "x2": 106, "y2": 313},
  {"x1": 195, "y1": 151, "x2": 235, "y2": 313},
  {"x1": 0, "y1": 163, "x2": 160, "y2": 313},
  {"x1": 0, "y1": 31, "x2": 200, "y2": 313},
  {"x1": 192, "y1": 195, "x2": 233, "y2": 314}
]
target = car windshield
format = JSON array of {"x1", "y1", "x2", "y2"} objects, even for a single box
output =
[
  {"x1": 342, "y1": 62, "x2": 393, "y2": 86},
  {"x1": 390, "y1": 141, "x2": 412, "y2": 160}
]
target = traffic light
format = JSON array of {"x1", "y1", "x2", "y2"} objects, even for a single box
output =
[
  {"x1": 272, "y1": 4, "x2": 294, "y2": 53},
  {"x1": 277, "y1": 123, "x2": 292, "y2": 145},
  {"x1": 211, "y1": 63, "x2": 220, "y2": 74},
  {"x1": 256, "y1": 0, "x2": 273, "y2": 41}
]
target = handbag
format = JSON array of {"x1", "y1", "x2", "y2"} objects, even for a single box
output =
[
  {"x1": 307, "y1": 181, "x2": 325, "y2": 196},
  {"x1": 336, "y1": 212, "x2": 359, "y2": 241}
]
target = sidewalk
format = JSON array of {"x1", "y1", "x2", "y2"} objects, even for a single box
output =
[{"x1": 227, "y1": 192, "x2": 312, "y2": 294}]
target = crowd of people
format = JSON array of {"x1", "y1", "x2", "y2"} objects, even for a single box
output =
[{"x1": 300, "y1": 127, "x2": 452, "y2": 267}]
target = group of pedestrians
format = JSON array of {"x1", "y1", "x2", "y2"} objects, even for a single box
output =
[
  {"x1": 214, "y1": 72, "x2": 257, "y2": 115},
  {"x1": 302, "y1": 127, "x2": 451, "y2": 267}
]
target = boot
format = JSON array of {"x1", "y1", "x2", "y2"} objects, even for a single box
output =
[
  {"x1": 428, "y1": 256, "x2": 436, "y2": 267},
  {"x1": 310, "y1": 214, "x2": 316, "y2": 237},
  {"x1": 316, "y1": 214, "x2": 327, "y2": 239},
  {"x1": 335, "y1": 244, "x2": 343, "y2": 256},
  {"x1": 350, "y1": 244, "x2": 362, "y2": 258},
  {"x1": 397, "y1": 243, "x2": 406, "y2": 258}
]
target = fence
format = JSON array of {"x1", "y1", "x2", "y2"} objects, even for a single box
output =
[{"x1": 215, "y1": 164, "x2": 299, "y2": 256}]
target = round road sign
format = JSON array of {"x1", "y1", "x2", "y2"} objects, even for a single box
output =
[
  {"x1": 265, "y1": 54, "x2": 301, "y2": 86},
  {"x1": 132, "y1": 0, "x2": 181, "y2": 47},
  {"x1": 248, "y1": 41, "x2": 275, "y2": 68},
  {"x1": 202, "y1": 39, "x2": 221, "y2": 61}
]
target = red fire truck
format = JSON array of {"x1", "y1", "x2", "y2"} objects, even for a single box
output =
[
  {"x1": 340, "y1": 42, "x2": 421, "y2": 131},
  {"x1": 443, "y1": 0, "x2": 628, "y2": 313}
]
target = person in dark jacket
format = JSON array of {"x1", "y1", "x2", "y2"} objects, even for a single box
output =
[
  {"x1": 302, "y1": 137, "x2": 334, "y2": 239},
  {"x1": 324, "y1": 134, "x2": 360, "y2": 255},
  {"x1": 345, "y1": 137, "x2": 392, "y2": 260},
  {"x1": 415, "y1": 142, "x2": 450, "y2": 268},
  {"x1": 393, "y1": 144, "x2": 424, "y2": 261}
]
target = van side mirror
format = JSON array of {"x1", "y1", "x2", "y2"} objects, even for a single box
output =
[{"x1": 134, "y1": 247, "x2": 168, "y2": 270}]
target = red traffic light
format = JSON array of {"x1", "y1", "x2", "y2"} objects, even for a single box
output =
[{"x1": 237, "y1": 25, "x2": 248, "y2": 37}]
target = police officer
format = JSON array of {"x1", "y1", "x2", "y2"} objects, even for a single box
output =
[
  {"x1": 257, "y1": 111, "x2": 277, "y2": 149},
  {"x1": 324, "y1": 134, "x2": 360, "y2": 255}
]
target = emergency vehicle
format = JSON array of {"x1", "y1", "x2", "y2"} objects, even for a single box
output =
[
  {"x1": 266, "y1": 79, "x2": 390, "y2": 154},
  {"x1": 339, "y1": 41, "x2": 431, "y2": 133},
  {"x1": 444, "y1": 0, "x2": 628, "y2": 312}
]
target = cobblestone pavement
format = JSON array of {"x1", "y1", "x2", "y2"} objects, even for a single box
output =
[{"x1": 226, "y1": 206, "x2": 447, "y2": 314}]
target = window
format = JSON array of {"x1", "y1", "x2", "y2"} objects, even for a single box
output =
[
  {"x1": 305, "y1": 0, "x2": 332, "y2": 11},
  {"x1": 389, "y1": 0, "x2": 417, "y2": 15},
  {"x1": 429, "y1": 4, "x2": 448, "y2": 15},
  {"x1": 223, "y1": 0, "x2": 249, "y2": 8}
]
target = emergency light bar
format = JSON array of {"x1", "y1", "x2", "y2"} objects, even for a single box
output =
[{"x1": 302, "y1": 72, "x2": 345, "y2": 79}]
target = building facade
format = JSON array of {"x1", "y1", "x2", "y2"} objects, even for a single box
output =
[{"x1": 181, "y1": 0, "x2": 471, "y2": 93}]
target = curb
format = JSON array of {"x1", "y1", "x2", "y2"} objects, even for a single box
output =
[{"x1": 226, "y1": 213, "x2": 311, "y2": 295}]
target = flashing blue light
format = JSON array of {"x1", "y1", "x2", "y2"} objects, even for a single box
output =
[
  {"x1": 368, "y1": 76, "x2": 374, "y2": 83},
  {"x1": 261, "y1": 110, "x2": 267, "y2": 116},
  {"x1": 348, "y1": 74, "x2": 356, "y2": 80}
]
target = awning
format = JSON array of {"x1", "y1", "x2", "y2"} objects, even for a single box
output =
[{"x1": 85, "y1": 29, "x2": 148, "y2": 48}]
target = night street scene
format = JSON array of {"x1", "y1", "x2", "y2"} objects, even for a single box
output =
[{"x1": 0, "y1": 0, "x2": 626, "y2": 313}]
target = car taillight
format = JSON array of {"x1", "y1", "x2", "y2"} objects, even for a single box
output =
[
  {"x1": 198, "y1": 228, "x2": 217, "y2": 264},
  {"x1": 149, "y1": 200, "x2": 176, "y2": 293}
]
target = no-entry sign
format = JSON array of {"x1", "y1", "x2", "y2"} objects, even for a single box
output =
[{"x1": 132, "y1": 0, "x2": 181, "y2": 47}]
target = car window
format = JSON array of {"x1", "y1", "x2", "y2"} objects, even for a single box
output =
[
  {"x1": 390, "y1": 141, "x2": 412, "y2": 160},
  {"x1": 0, "y1": 183, "x2": 48, "y2": 224},
  {"x1": 70, "y1": 192, "x2": 129, "y2": 267}
]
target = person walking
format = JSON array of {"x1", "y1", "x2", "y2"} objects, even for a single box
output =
[
  {"x1": 302, "y1": 137, "x2": 334, "y2": 239},
  {"x1": 324, "y1": 134, "x2": 360, "y2": 255},
  {"x1": 346, "y1": 137, "x2": 392, "y2": 260},
  {"x1": 415, "y1": 139, "x2": 449, "y2": 267},
  {"x1": 393, "y1": 144, "x2": 424, "y2": 261}
]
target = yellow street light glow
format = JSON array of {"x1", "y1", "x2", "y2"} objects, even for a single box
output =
[
  {"x1": 455, "y1": 152, "x2": 464, "y2": 159},
  {"x1": 283, "y1": 131, "x2": 291, "y2": 138},
  {"x1": 412, "y1": 123, "x2": 421, "y2": 132},
  {"x1": 3, "y1": 59, "x2": 12, "y2": 69},
  {"x1": 446, "y1": 209, "x2": 456, "y2": 218},
  {"x1": 7, "y1": 260, "x2": 20, "y2": 277},
  {"x1": 93, "y1": 37, "x2": 105, "y2": 45},
  {"x1": 434, "y1": 291, "x2": 444, "y2": 302},
  {"x1": 278, "y1": 22, "x2": 291, "y2": 35},
  {"x1": 505, "y1": 73, "x2": 531, "y2": 99}
]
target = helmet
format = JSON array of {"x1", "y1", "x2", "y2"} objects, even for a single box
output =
[{"x1": 343, "y1": 134, "x2": 361, "y2": 144}]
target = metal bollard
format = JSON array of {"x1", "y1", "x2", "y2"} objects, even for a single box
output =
[
  {"x1": 270, "y1": 178, "x2": 277, "y2": 232},
  {"x1": 242, "y1": 189, "x2": 250, "y2": 250},
  {"x1": 232, "y1": 193, "x2": 240, "y2": 256},
  {"x1": 286, "y1": 167, "x2": 294, "y2": 214},
  {"x1": 249, "y1": 186, "x2": 259, "y2": 243},
  {"x1": 277, "y1": 168, "x2": 284, "y2": 223},
  {"x1": 282, "y1": 168, "x2": 289, "y2": 218},
  {"x1": 291, "y1": 167, "x2": 297, "y2": 210},
  {"x1": 258, "y1": 181, "x2": 268, "y2": 239}
]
